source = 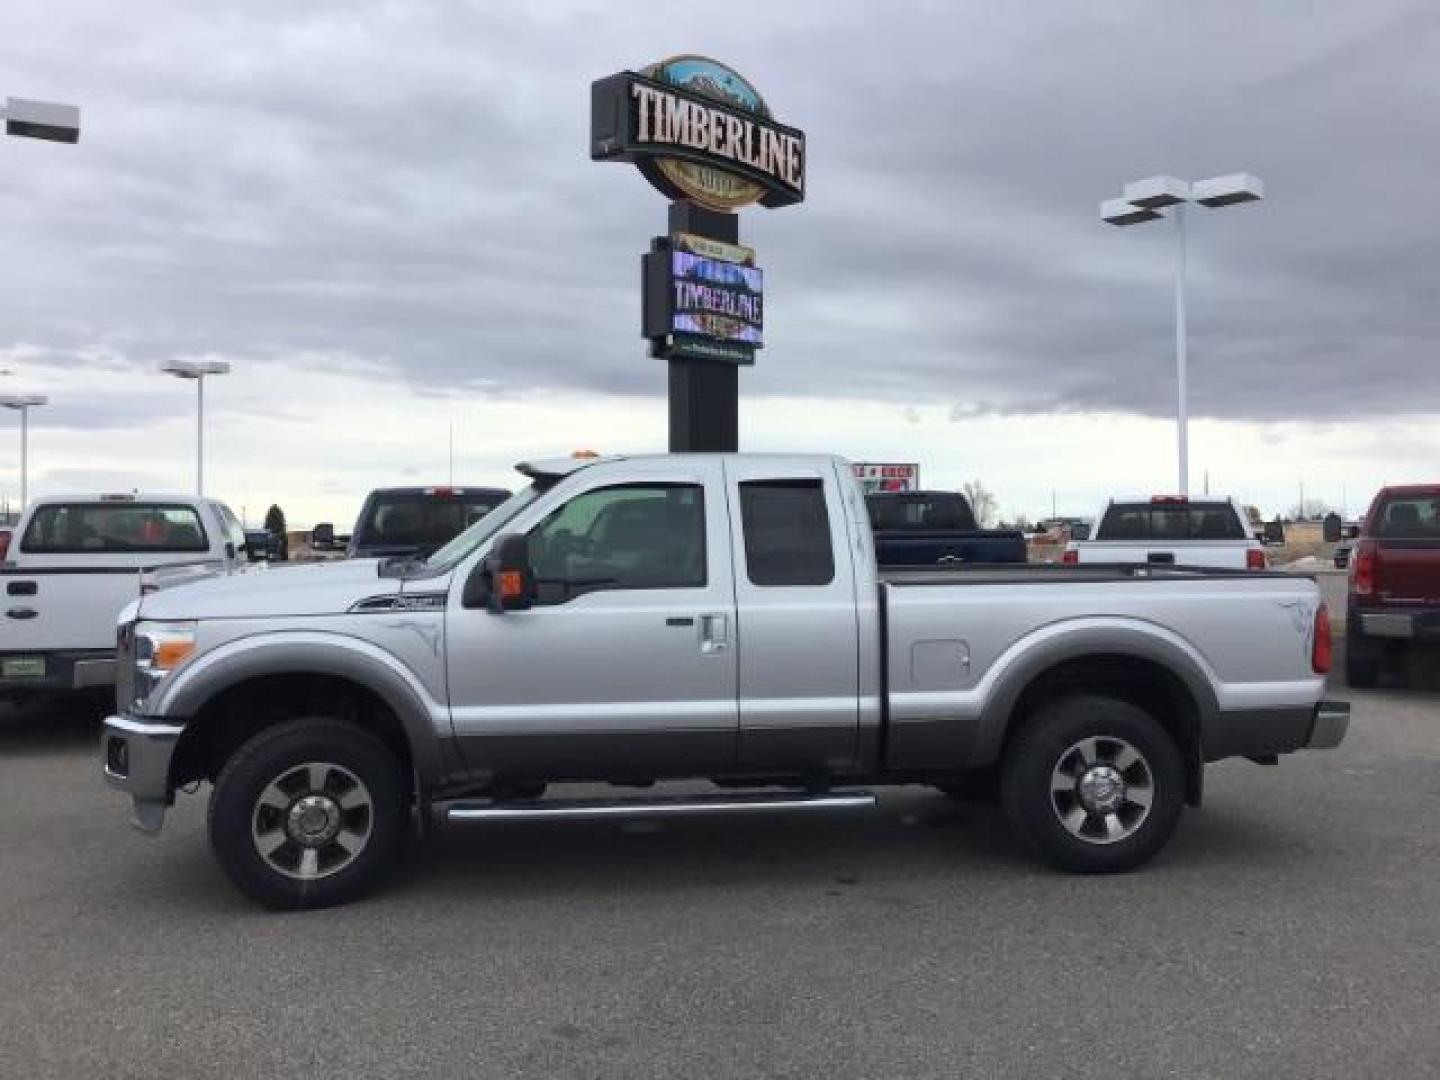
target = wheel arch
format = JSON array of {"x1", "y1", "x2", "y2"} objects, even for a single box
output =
[
  {"x1": 974, "y1": 624, "x2": 1219, "y2": 805},
  {"x1": 157, "y1": 633, "x2": 450, "y2": 792}
]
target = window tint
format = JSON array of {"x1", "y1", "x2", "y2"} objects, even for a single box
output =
[
  {"x1": 527, "y1": 484, "x2": 705, "y2": 603},
  {"x1": 740, "y1": 480, "x2": 835, "y2": 587},
  {"x1": 1097, "y1": 502, "x2": 1245, "y2": 541},
  {"x1": 358, "y1": 490, "x2": 509, "y2": 550},
  {"x1": 867, "y1": 493, "x2": 978, "y2": 532},
  {"x1": 1377, "y1": 497, "x2": 1440, "y2": 538},
  {"x1": 21, "y1": 503, "x2": 209, "y2": 554}
]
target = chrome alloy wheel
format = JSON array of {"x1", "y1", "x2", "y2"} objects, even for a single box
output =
[
  {"x1": 1049, "y1": 736, "x2": 1155, "y2": 845},
  {"x1": 251, "y1": 762, "x2": 374, "y2": 880}
]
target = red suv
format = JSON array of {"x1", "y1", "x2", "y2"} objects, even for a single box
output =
[{"x1": 1346, "y1": 484, "x2": 1440, "y2": 686}]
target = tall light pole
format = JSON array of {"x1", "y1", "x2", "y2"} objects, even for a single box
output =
[
  {"x1": 0, "y1": 395, "x2": 49, "y2": 508},
  {"x1": 1101, "y1": 173, "x2": 1263, "y2": 496},
  {"x1": 160, "y1": 360, "x2": 230, "y2": 495}
]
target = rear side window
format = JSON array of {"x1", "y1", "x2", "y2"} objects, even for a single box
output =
[
  {"x1": 740, "y1": 480, "x2": 835, "y2": 587},
  {"x1": 1097, "y1": 503, "x2": 1245, "y2": 541},
  {"x1": 1376, "y1": 497, "x2": 1440, "y2": 538},
  {"x1": 21, "y1": 503, "x2": 209, "y2": 554},
  {"x1": 867, "y1": 493, "x2": 978, "y2": 532},
  {"x1": 357, "y1": 490, "x2": 508, "y2": 549}
]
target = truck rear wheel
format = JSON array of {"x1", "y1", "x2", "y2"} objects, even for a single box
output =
[
  {"x1": 208, "y1": 718, "x2": 409, "y2": 910},
  {"x1": 1001, "y1": 695, "x2": 1184, "y2": 874}
]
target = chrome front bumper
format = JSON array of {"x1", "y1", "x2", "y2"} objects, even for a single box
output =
[
  {"x1": 101, "y1": 714, "x2": 184, "y2": 834},
  {"x1": 1307, "y1": 700, "x2": 1351, "y2": 751}
]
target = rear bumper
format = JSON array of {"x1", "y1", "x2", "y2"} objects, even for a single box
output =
[
  {"x1": 1307, "y1": 700, "x2": 1350, "y2": 750},
  {"x1": 1202, "y1": 699, "x2": 1350, "y2": 761},
  {"x1": 1350, "y1": 606, "x2": 1440, "y2": 642},
  {"x1": 0, "y1": 649, "x2": 115, "y2": 694},
  {"x1": 101, "y1": 714, "x2": 184, "y2": 834}
]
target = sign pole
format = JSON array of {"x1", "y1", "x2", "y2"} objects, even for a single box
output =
[{"x1": 666, "y1": 201, "x2": 740, "y2": 453}]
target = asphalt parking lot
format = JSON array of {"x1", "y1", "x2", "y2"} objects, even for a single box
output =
[{"x1": 2, "y1": 649, "x2": 1437, "y2": 1080}]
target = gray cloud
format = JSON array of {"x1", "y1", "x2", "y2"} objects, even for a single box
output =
[{"x1": 1, "y1": 0, "x2": 1436, "y2": 426}]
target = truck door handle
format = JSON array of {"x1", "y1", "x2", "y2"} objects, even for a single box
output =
[
  {"x1": 700, "y1": 613, "x2": 729, "y2": 654},
  {"x1": 6, "y1": 581, "x2": 36, "y2": 596},
  {"x1": 665, "y1": 616, "x2": 695, "y2": 627},
  {"x1": 6, "y1": 607, "x2": 37, "y2": 620}
]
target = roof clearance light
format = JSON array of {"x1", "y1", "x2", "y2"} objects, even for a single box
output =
[{"x1": 572, "y1": 450, "x2": 601, "y2": 459}]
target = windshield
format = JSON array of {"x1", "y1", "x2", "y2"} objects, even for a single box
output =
[{"x1": 421, "y1": 484, "x2": 544, "y2": 572}]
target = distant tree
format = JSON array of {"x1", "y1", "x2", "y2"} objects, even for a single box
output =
[
  {"x1": 961, "y1": 480, "x2": 998, "y2": 528},
  {"x1": 264, "y1": 504, "x2": 289, "y2": 560}
]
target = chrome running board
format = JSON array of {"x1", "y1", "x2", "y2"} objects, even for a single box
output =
[{"x1": 440, "y1": 790, "x2": 876, "y2": 824}]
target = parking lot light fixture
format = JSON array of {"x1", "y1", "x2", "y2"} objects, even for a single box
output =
[
  {"x1": 0, "y1": 394, "x2": 49, "y2": 508},
  {"x1": 1101, "y1": 172, "x2": 1264, "y2": 497},
  {"x1": 3, "y1": 96, "x2": 80, "y2": 144},
  {"x1": 161, "y1": 360, "x2": 230, "y2": 496}
]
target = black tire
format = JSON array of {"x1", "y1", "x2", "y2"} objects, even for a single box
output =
[
  {"x1": 1001, "y1": 695, "x2": 1184, "y2": 874},
  {"x1": 1345, "y1": 631, "x2": 1379, "y2": 689},
  {"x1": 208, "y1": 718, "x2": 409, "y2": 910}
]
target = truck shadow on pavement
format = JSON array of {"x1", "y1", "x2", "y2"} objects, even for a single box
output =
[{"x1": 0, "y1": 695, "x2": 109, "y2": 754}]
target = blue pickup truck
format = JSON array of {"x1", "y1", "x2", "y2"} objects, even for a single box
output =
[{"x1": 867, "y1": 490, "x2": 1028, "y2": 566}]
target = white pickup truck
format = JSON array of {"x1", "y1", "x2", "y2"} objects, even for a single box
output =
[
  {"x1": 102, "y1": 454, "x2": 1348, "y2": 910},
  {"x1": 1064, "y1": 497, "x2": 1266, "y2": 570},
  {"x1": 0, "y1": 493, "x2": 247, "y2": 701}
]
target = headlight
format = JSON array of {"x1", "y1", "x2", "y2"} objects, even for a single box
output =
[{"x1": 133, "y1": 621, "x2": 197, "y2": 708}]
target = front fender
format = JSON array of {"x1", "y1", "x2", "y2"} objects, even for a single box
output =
[{"x1": 150, "y1": 630, "x2": 450, "y2": 786}]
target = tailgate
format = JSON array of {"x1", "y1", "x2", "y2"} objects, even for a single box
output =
[
  {"x1": 1375, "y1": 541, "x2": 1440, "y2": 602},
  {"x1": 0, "y1": 571, "x2": 139, "y2": 652},
  {"x1": 1075, "y1": 542, "x2": 1248, "y2": 568}
]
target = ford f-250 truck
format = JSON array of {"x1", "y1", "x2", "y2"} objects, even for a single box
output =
[
  {"x1": 101, "y1": 454, "x2": 1349, "y2": 909},
  {"x1": 1, "y1": 492, "x2": 247, "y2": 702},
  {"x1": 1065, "y1": 497, "x2": 1266, "y2": 570}
]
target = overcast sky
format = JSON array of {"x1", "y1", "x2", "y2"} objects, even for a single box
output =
[{"x1": 1, "y1": 1, "x2": 1436, "y2": 525}]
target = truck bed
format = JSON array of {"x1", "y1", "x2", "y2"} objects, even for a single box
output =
[{"x1": 880, "y1": 563, "x2": 1298, "y2": 586}]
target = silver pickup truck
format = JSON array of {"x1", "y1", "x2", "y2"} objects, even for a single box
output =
[{"x1": 102, "y1": 453, "x2": 1349, "y2": 909}]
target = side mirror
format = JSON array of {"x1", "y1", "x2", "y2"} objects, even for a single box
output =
[{"x1": 463, "y1": 533, "x2": 534, "y2": 613}]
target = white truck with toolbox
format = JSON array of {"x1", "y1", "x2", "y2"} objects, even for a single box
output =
[
  {"x1": 1065, "y1": 496, "x2": 1267, "y2": 570},
  {"x1": 0, "y1": 493, "x2": 246, "y2": 700},
  {"x1": 101, "y1": 454, "x2": 1349, "y2": 910}
]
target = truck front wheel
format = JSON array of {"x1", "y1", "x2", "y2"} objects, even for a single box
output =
[
  {"x1": 208, "y1": 718, "x2": 409, "y2": 910},
  {"x1": 1001, "y1": 695, "x2": 1184, "y2": 873}
]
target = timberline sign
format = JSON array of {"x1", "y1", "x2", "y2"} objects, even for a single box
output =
[{"x1": 591, "y1": 55, "x2": 806, "y2": 210}]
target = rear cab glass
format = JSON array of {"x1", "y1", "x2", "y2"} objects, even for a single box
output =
[
  {"x1": 355, "y1": 488, "x2": 509, "y2": 551},
  {"x1": 21, "y1": 503, "x2": 209, "y2": 554},
  {"x1": 867, "y1": 493, "x2": 978, "y2": 532},
  {"x1": 1096, "y1": 502, "x2": 1245, "y2": 541},
  {"x1": 1374, "y1": 495, "x2": 1440, "y2": 540}
]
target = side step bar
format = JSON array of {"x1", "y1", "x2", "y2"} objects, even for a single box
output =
[{"x1": 441, "y1": 790, "x2": 876, "y2": 824}]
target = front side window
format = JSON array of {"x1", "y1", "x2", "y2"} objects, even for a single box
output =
[
  {"x1": 527, "y1": 484, "x2": 706, "y2": 603},
  {"x1": 21, "y1": 503, "x2": 210, "y2": 554},
  {"x1": 740, "y1": 480, "x2": 835, "y2": 587}
]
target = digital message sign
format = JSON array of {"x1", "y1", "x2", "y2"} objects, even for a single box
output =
[
  {"x1": 671, "y1": 251, "x2": 763, "y2": 345},
  {"x1": 643, "y1": 237, "x2": 764, "y2": 364}
]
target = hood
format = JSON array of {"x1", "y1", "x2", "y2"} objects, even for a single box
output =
[{"x1": 136, "y1": 558, "x2": 413, "y2": 621}]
